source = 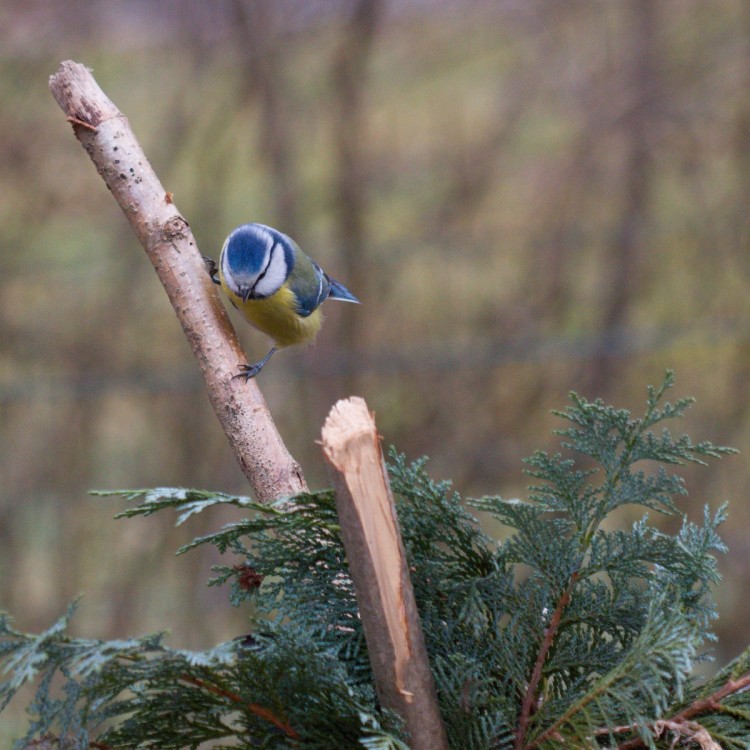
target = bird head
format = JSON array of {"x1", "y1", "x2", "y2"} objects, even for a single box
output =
[{"x1": 220, "y1": 224, "x2": 294, "y2": 301}]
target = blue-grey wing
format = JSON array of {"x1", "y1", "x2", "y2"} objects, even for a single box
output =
[{"x1": 288, "y1": 260, "x2": 331, "y2": 318}]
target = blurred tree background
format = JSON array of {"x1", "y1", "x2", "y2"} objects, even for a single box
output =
[{"x1": 3, "y1": 0, "x2": 750, "y2": 735}]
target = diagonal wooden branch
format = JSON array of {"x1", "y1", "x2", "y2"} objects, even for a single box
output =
[
  {"x1": 49, "y1": 60, "x2": 306, "y2": 503},
  {"x1": 321, "y1": 397, "x2": 450, "y2": 750}
]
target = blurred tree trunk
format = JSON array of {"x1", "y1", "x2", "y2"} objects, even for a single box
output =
[
  {"x1": 328, "y1": 0, "x2": 383, "y2": 393},
  {"x1": 723, "y1": 2, "x2": 750, "y2": 439},
  {"x1": 716, "y1": 2, "x2": 750, "y2": 654},
  {"x1": 586, "y1": 0, "x2": 659, "y2": 397},
  {"x1": 718, "y1": 0, "x2": 750, "y2": 496},
  {"x1": 234, "y1": 0, "x2": 302, "y2": 237}
]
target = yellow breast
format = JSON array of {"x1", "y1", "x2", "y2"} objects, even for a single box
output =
[{"x1": 223, "y1": 282, "x2": 323, "y2": 348}]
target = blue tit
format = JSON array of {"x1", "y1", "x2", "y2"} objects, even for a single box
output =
[{"x1": 205, "y1": 223, "x2": 359, "y2": 379}]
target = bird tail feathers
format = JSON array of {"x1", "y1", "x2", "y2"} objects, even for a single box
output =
[{"x1": 328, "y1": 279, "x2": 360, "y2": 304}]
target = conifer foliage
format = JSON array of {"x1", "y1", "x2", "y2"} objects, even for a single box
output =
[{"x1": 2, "y1": 372, "x2": 750, "y2": 749}]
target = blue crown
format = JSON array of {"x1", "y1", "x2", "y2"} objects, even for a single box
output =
[{"x1": 225, "y1": 224, "x2": 295, "y2": 277}]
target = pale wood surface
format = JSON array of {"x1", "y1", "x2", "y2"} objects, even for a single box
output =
[{"x1": 322, "y1": 397, "x2": 449, "y2": 750}]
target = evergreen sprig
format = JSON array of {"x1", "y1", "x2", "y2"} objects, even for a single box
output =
[{"x1": 2, "y1": 372, "x2": 749, "y2": 749}]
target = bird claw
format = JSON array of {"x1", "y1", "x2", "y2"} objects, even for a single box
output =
[
  {"x1": 203, "y1": 256, "x2": 220, "y2": 284},
  {"x1": 233, "y1": 363, "x2": 264, "y2": 381},
  {"x1": 233, "y1": 348, "x2": 277, "y2": 381}
]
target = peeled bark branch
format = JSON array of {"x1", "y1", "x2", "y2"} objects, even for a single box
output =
[
  {"x1": 49, "y1": 60, "x2": 306, "y2": 503},
  {"x1": 321, "y1": 397, "x2": 449, "y2": 750}
]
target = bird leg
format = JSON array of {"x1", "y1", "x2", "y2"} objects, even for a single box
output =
[{"x1": 234, "y1": 348, "x2": 278, "y2": 381}]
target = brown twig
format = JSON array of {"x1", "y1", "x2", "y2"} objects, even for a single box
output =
[
  {"x1": 21, "y1": 737, "x2": 112, "y2": 749},
  {"x1": 48, "y1": 61, "x2": 306, "y2": 503},
  {"x1": 671, "y1": 672, "x2": 750, "y2": 721},
  {"x1": 321, "y1": 397, "x2": 450, "y2": 750},
  {"x1": 180, "y1": 674, "x2": 300, "y2": 740},
  {"x1": 612, "y1": 671, "x2": 750, "y2": 750},
  {"x1": 515, "y1": 571, "x2": 579, "y2": 750}
]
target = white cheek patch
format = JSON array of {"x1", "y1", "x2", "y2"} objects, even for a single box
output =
[
  {"x1": 253, "y1": 243, "x2": 289, "y2": 297},
  {"x1": 220, "y1": 236, "x2": 238, "y2": 289}
]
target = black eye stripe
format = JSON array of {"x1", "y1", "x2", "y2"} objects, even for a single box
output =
[{"x1": 251, "y1": 242, "x2": 277, "y2": 293}]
